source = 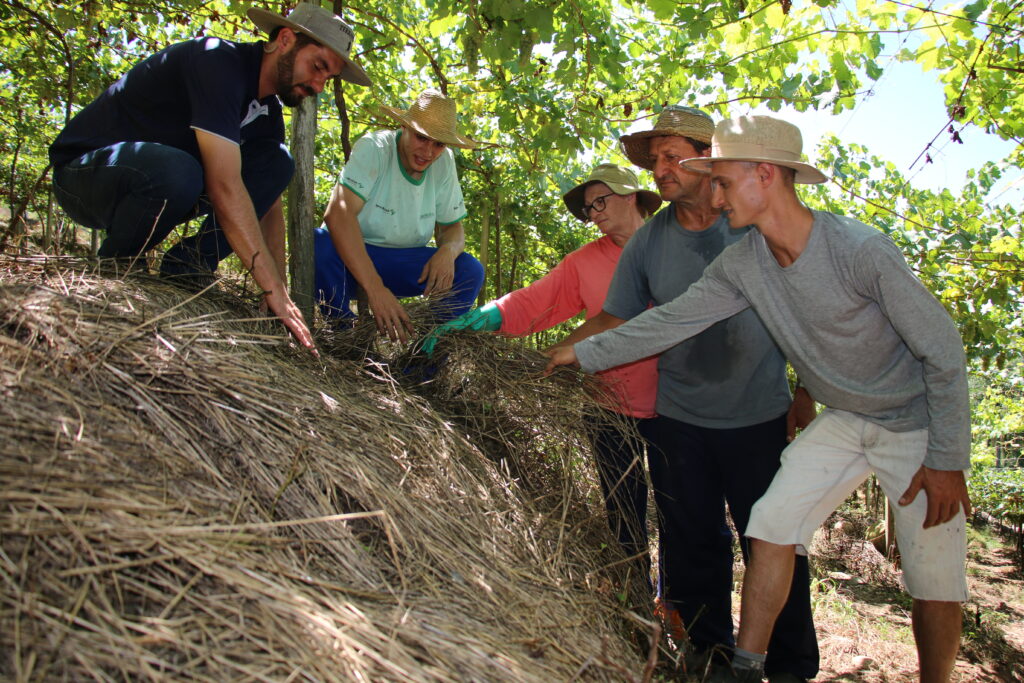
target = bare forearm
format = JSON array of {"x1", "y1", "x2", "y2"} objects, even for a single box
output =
[
  {"x1": 436, "y1": 222, "x2": 465, "y2": 255},
  {"x1": 209, "y1": 182, "x2": 286, "y2": 295},
  {"x1": 560, "y1": 310, "x2": 626, "y2": 346},
  {"x1": 325, "y1": 206, "x2": 386, "y2": 293},
  {"x1": 260, "y1": 199, "x2": 287, "y2": 282}
]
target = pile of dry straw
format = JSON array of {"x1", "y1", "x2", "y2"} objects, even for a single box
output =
[{"x1": 0, "y1": 256, "x2": 659, "y2": 681}]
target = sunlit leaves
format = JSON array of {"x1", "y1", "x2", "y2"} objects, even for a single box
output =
[
  {"x1": 807, "y1": 135, "x2": 1021, "y2": 363},
  {"x1": 1, "y1": 0, "x2": 1021, "y2": 356}
]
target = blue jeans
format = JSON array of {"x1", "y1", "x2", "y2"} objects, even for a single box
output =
[
  {"x1": 641, "y1": 413, "x2": 819, "y2": 679},
  {"x1": 52, "y1": 139, "x2": 293, "y2": 273},
  {"x1": 313, "y1": 226, "x2": 485, "y2": 322}
]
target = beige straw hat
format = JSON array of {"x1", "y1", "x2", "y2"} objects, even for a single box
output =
[
  {"x1": 619, "y1": 106, "x2": 715, "y2": 171},
  {"x1": 562, "y1": 163, "x2": 663, "y2": 222},
  {"x1": 680, "y1": 116, "x2": 828, "y2": 184},
  {"x1": 247, "y1": 3, "x2": 371, "y2": 87},
  {"x1": 380, "y1": 89, "x2": 479, "y2": 149}
]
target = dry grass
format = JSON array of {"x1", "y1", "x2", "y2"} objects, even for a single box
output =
[{"x1": 0, "y1": 255, "x2": 659, "y2": 681}]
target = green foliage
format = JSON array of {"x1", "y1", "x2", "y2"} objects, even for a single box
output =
[
  {"x1": 0, "y1": 0, "x2": 1021, "y2": 357},
  {"x1": 971, "y1": 466, "x2": 1024, "y2": 524},
  {"x1": 805, "y1": 137, "x2": 1022, "y2": 363},
  {"x1": 970, "y1": 351, "x2": 1024, "y2": 466}
]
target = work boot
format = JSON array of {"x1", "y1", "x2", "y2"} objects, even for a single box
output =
[{"x1": 706, "y1": 663, "x2": 764, "y2": 683}]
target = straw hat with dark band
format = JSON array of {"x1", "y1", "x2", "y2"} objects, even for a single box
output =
[
  {"x1": 247, "y1": 3, "x2": 371, "y2": 87},
  {"x1": 562, "y1": 163, "x2": 662, "y2": 222},
  {"x1": 680, "y1": 115, "x2": 828, "y2": 184},
  {"x1": 619, "y1": 106, "x2": 715, "y2": 171},
  {"x1": 380, "y1": 89, "x2": 479, "y2": 149}
]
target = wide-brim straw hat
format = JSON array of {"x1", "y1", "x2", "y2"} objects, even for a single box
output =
[
  {"x1": 380, "y1": 89, "x2": 479, "y2": 149},
  {"x1": 562, "y1": 163, "x2": 663, "y2": 222},
  {"x1": 619, "y1": 106, "x2": 715, "y2": 171},
  {"x1": 247, "y1": 3, "x2": 371, "y2": 87},
  {"x1": 680, "y1": 115, "x2": 828, "y2": 184}
]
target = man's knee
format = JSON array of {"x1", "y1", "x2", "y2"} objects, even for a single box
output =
[
  {"x1": 241, "y1": 140, "x2": 295, "y2": 215},
  {"x1": 454, "y1": 252, "x2": 485, "y2": 290}
]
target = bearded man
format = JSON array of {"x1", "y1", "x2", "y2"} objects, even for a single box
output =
[{"x1": 49, "y1": 3, "x2": 370, "y2": 351}]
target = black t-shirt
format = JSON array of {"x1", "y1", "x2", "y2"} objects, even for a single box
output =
[{"x1": 49, "y1": 38, "x2": 284, "y2": 167}]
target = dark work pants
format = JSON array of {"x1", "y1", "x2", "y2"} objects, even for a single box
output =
[
  {"x1": 640, "y1": 413, "x2": 819, "y2": 679},
  {"x1": 590, "y1": 410, "x2": 654, "y2": 590},
  {"x1": 52, "y1": 139, "x2": 293, "y2": 273}
]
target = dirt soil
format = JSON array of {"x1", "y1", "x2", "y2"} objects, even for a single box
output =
[{"x1": 808, "y1": 520, "x2": 1024, "y2": 682}]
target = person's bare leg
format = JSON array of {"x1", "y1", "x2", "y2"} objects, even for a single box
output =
[
  {"x1": 736, "y1": 538, "x2": 797, "y2": 654},
  {"x1": 913, "y1": 599, "x2": 962, "y2": 683}
]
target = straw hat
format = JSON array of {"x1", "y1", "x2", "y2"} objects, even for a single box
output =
[
  {"x1": 247, "y1": 3, "x2": 371, "y2": 87},
  {"x1": 380, "y1": 90, "x2": 479, "y2": 149},
  {"x1": 619, "y1": 106, "x2": 715, "y2": 171},
  {"x1": 562, "y1": 163, "x2": 663, "y2": 222},
  {"x1": 680, "y1": 116, "x2": 828, "y2": 184}
]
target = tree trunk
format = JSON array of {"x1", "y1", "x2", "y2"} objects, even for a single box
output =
[
  {"x1": 332, "y1": 0, "x2": 351, "y2": 161},
  {"x1": 884, "y1": 498, "x2": 899, "y2": 563},
  {"x1": 477, "y1": 210, "x2": 490, "y2": 305},
  {"x1": 493, "y1": 189, "x2": 502, "y2": 296},
  {"x1": 44, "y1": 186, "x2": 54, "y2": 253},
  {"x1": 287, "y1": 95, "x2": 318, "y2": 323}
]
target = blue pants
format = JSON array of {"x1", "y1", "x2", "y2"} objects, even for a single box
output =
[
  {"x1": 313, "y1": 226, "x2": 485, "y2": 322},
  {"x1": 51, "y1": 139, "x2": 293, "y2": 273},
  {"x1": 591, "y1": 411, "x2": 655, "y2": 591},
  {"x1": 640, "y1": 413, "x2": 819, "y2": 679}
]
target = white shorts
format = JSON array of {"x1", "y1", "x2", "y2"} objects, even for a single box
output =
[{"x1": 746, "y1": 409, "x2": 968, "y2": 602}]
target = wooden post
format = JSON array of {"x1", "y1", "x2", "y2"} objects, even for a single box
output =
[
  {"x1": 477, "y1": 211, "x2": 490, "y2": 305},
  {"x1": 884, "y1": 498, "x2": 899, "y2": 562},
  {"x1": 492, "y1": 189, "x2": 502, "y2": 297},
  {"x1": 287, "y1": 94, "x2": 318, "y2": 323}
]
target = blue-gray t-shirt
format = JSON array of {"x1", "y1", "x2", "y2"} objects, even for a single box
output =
[
  {"x1": 603, "y1": 207, "x2": 790, "y2": 428},
  {"x1": 50, "y1": 38, "x2": 283, "y2": 167}
]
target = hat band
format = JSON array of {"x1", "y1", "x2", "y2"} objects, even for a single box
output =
[{"x1": 711, "y1": 141, "x2": 802, "y2": 162}]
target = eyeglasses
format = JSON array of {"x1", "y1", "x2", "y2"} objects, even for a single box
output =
[{"x1": 581, "y1": 192, "x2": 617, "y2": 218}]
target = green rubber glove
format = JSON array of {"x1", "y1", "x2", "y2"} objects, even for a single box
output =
[{"x1": 420, "y1": 301, "x2": 502, "y2": 356}]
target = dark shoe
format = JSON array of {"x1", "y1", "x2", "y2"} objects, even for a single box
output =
[
  {"x1": 707, "y1": 663, "x2": 764, "y2": 683},
  {"x1": 766, "y1": 673, "x2": 806, "y2": 683},
  {"x1": 159, "y1": 252, "x2": 216, "y2": 292},
  {"x1": 94, "y1": 256, "x2": 150, "y2": 277},
  {"x1": 682, "y1": 647, "x2": 714, "y2": 679}
]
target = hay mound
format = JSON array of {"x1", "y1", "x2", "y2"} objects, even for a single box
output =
[{"x1": 0, "y1": 257, "x2": 652, "y2": 681}]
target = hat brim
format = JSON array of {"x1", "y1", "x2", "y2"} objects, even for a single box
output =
[
  {"x1": 619, "y1": 128, "x2": 713, "y2": 171},
  {"x1": 680, "y1": 156, "x2": 828, "y2": 184},
  {"x1": 562, "y1": 180, "x2": 663, "y2": 222},
  {"x1": 380, "y1": 105, "x2": 479, "y2": 149},
  {"x1": 247, "y1": 7, "x2": 372, "y2": 87}
]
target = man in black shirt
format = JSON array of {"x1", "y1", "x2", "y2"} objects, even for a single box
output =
[{"x1": 49, "y1": 3, "x2": 370, "y2": 352}]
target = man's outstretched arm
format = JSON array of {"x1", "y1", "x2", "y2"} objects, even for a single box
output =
[{"x1": 196, "y1": 130, "x2": 316, "y2": 355}]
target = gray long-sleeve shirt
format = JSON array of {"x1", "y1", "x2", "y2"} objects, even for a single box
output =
[
  {"x1": 576, "y1": 210, "x2": 970, "y2": 470},
  {"x1": 603, "y1": 210, "x2": 790, "y2": 428}
]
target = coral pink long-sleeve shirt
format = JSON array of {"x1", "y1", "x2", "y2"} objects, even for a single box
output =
[{"x1": 494, "y1": 235, "x2": 658, "y2": 418}]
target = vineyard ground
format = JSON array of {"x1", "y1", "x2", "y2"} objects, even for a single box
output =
[{"x1": 742, "y1": 517, "x2": 1024, "y2": 682}]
